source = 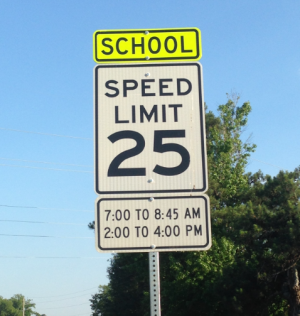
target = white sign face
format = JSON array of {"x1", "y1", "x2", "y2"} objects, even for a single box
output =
[
  {"x1": 94, "y1": 62, "x2": 207, "y2": 195},
  {"x1": 95, "y1": 195, "x2": 211, "y2": 252}
]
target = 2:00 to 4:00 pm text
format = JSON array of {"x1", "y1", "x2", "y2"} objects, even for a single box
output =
[{"x1": 104, "y1": 224, "x2": 203, "y2": 238}]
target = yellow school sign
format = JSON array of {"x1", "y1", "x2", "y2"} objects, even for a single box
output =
[{"x1": 93, "y1": 28, "x2": 202, "y2": 63}]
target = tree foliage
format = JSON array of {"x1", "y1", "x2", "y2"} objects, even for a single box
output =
[
  {"x1": 90, "y1": 96, "x2": 300, "y2": 316},
  {"x1": 213, "y1": 168, "x2": 300, "y2": 315},
  {"x1": 206, "y1": 94, "x2": 256, "y2": 209},
  {"x1": 0, "y1": 295, "x2": 42, "y2": 316},
  {"x1": 91, "y1": 254, "x2": 149, "y2": 316}
]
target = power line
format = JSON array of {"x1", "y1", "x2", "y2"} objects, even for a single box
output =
[
  {"x1": 0, "y1": 234, "x2": 93, "y2": 239},
  {"x1": 0, "y1": 256, "x2": 108, "y2": 260},
  {"x1": 0, "y1": 219, "x2": 86, "y2": 226},
  {"x1": 0, "y1": 127, "x2": 288, "y2": 172},
  {"x1": 0, "y1": 163, "x2": 93, "y2": 173},
  {"x1": 250, "y1": 158, "x2": 284, "y2": 170},
  {"x1": 41, "y1": 302, "x2": 88, "y2": 309},
  {"x1": 35, "y1": 293, "x2": 92, "y2": 303},
  {"x1": 0, "y1": 157, "x2": 93, "y2": 168},
  {"x1": 0, "y1": 204, "x2": 36, "y2": 209},
  {"x1": 0, "y1": 204, "x2": 93, "y2": 213},
  {"x1": 32, "y1": 286, "x2": 99, "y2": 298},
  {"x1": 0, "y1": 127, "x2": 92, "y2": 140}
]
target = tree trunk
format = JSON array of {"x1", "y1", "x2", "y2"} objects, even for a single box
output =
[{"x1": 288, "y1": 268, "x2": 300, "y2": 316}]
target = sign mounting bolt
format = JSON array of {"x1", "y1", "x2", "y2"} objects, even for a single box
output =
[
  {"x1": 146, "y1": 56, "x2": 150, "y2": 60},
  {"x1": 149, "y1": 197, "x2": 154, "y2": 202},
  {"x1": 148, "y1": 179, "x2": 154, "y2": 183},
  {"x1": 151, "y1": 244, "x2": 156, "y2": 249},
  {"x1": 145, "y1": 31, "x2": 149, "y2": 35},
  {"x1": 145, "y1": 72, "x2": 150, "y2": 77}
]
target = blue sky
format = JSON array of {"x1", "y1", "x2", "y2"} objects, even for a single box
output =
[{"x1": 0, "y1": 1, "x2": 299, "y2": 315}]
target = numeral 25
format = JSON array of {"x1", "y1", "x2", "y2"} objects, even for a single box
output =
[{"x1": 107, "y1": 130, "x2": 190, "y2": 177}]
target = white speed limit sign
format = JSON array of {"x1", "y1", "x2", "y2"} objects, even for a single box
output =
[{"x1": 94, "y1": 62, "x2": 207, "y2": 195}]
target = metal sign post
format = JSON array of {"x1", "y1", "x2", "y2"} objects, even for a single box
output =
[{"x1": 149, "y1": 252, "x2": 161, "y2": 316}]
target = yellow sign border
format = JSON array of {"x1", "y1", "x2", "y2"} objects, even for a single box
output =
[{"x1": 93, "y1": 27, "x2": 202, "y2": 63}]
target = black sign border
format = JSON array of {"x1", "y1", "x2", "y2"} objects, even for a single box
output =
[
  {"x1": 97, "y1": 195, "x2": 210, "y2": 252},
  {"x1": 94, "y1": 28, "x2": 200, "y2": 62},
  {"x1": 94, "y1": 62, "x2": 207, "y2": 194}
]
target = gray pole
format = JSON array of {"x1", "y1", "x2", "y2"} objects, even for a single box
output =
[
  {"x1": 149, "y1": 251, "x2": 161, "y2": 316},
  {"x1": 23, "y1": 297, "x2": 25, "y2": 316}
]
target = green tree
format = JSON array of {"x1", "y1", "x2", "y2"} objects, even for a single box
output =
[
  {"x1": 0, "y1": 295, "x2": 42, "y2": 316},
  {"x1": 206, "y1": 94, "x2": 256, "y2": 209},
  {"x1": 213, "y1": 168, "x2": 300, "y2": 315},
  {"x1": 90, "y1": 253, "x2": 149, "y2": 316},
  {"x1": 0, "y1": 297, "x2": 18, "y2": 316},
  {"x1": 90, "y1": 285, "x2": 114, "y2": 316}
]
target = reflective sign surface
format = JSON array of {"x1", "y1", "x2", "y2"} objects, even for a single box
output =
[
  {"x1": 93, "y1": 28, "x2": 202, "y2": 63},
  {"x1": 94, "y1": 62, "x2": 207, "y2": 195}
]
